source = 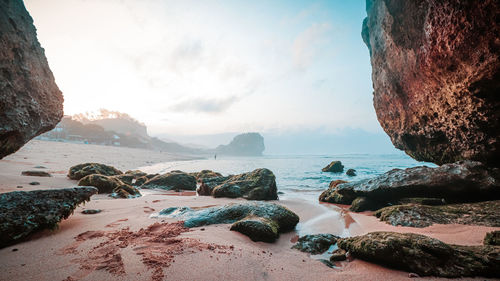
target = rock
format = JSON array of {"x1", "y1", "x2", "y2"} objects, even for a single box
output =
[
  {"x1": 291, "y1": 234, "x2": 338, "y2": 254},
  {"x1": 212, "y1": 168, "x2": 278, "y2": 200},
  {"x1": 21, "y1": 170, "x2": 51, "y2": 177},
  {"x1": 329, "y1": 249, "x2": 347, "y2": 262},
  {"x1": 325, "y1": 161, "x2": 500, "y2": 210},
  {"x1": 157, "y1": 202, "x2": 299, "y2": 242},
  {"x1": 338, "y1": 232, "x2": 500, "y2": 278},
  {"x1": 33, "y1": 166, "x2": 47, "y2": 169},
  {"x1": 362, "y1": 0, "x2": 500, "y2": 167},
  {"x1": 29, "y1": 181, "x2": 40, "y2": 185},
  {"x1": 141, "y1": 171, "x2": 197, "y2": 191},
  {"x1": 16, "y1": 186, "x2": 22, "y2": 188},
  {"x1": 318, "y1": 180, "x2": 349, "y2": 204},
  {"x1": 375, "y1": 200, "x2": 500, "y2": 228},
  {"x1": 68, "y1": 163, "x2": 123, "y2": 180},
  {"x1": 346, "y1": 169, "x2": 356, "y2": 177},
  {"x1": 0, "y1": 187, "x2": 97, "y2": 247},
  {"x1": 196, "y1": 182, "x2": 212, "y2": 196},
  {"x1": 189, "y1": 170, "x2": 223, "y2": 181},
  {"x1": 349, "y1": 197, "x2": 383, "y2": 212},
  {"x1": 393, "y1": 197, "x2": 446, "y2": 206},
  {"x1": 484, "y1": 231, "x2": 500, "y2": 246},
  {"x1": 321, "y1": 161, "x2": 344, "y2": 173},
  {"x1": 124, "y1": 170, "x2": 147, "y2": 178},
  {"x1": 0, "y1": 0, "x2": 64, "y2": 159},
  {"x1": 133, "y1": 176, "x2": 149, "y2": 187},
  {"x1": 78, "y1": 174, "x2": 141, "y2": 198},
  {"x1": 215, "y1": 132, "x2": 265, "y2": 156},
  {"x1": 81, "y1": 209, "x2": 101, "y2": 215}
]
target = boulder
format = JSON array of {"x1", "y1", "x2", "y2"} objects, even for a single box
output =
[
  {"x1": 321, "y1": 161, "x2": 344, "y2": 173},
  {"x1": 338, "y1": 232, "x2": 500, "y2": 278},
  {"x1": 346, "y1": 169, "x2": 356, "y2": 177},
  {"x1": 484, "y1": 231, "x2": 500, "y2": 246},
  {"x1": 211, "y1": 168, "x2": 278, "y2": 200},
  {"x1": 362, "y1": 0, "x2": 500, "y2": 167},
  {"x1": 291, "y1": 234, "x2": 338, "y2": 254},
  {"x1": 189, "y1": 170, "x2": 223, "y2": 181},
  {"x1": 141, "y1": 171, "x2": 197, "y2": 191},
  {"x1": 68, "y1": 163, "x2": 123, "y2": 180},
  {"x1": 21, "y1": 170, "x2": 51, "y2": 177},
  {"x1": 329, "y1": 249, "x2": 347, "y2": 262},
  {"x1": 375, "y1": 200, "x2": 500, "y2": 228},
  {"x1": 78, "y1": 174, "x2": 140, "y2": 198},
  {"x1": 0, "y1": 187, "x2": 97, "y2": 248},
  {"x1": 318, "y1": 180, "x2": 349, "y2": 204},
  {"x1": 349, "y1": 197, "x2": 383, "y2": 212},
  {"x1": 157, "y1": 202, "x2": 299, "y2": 242},
  {"x1": 322, "y1": 161, "x2": 500, "y2": 210},
  {"x1": 0, "y1": 0, "x2": 64, "y2": 159}
]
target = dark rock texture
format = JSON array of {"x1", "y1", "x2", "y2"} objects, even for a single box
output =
[
  {"x1": 211, "y1": 168, "x2": 278, "y2": 200},
  {"x1": 78, "y1": 174, "x2": 141, "y2": 198},
  {"x1": 0, "y1": 187, "x2": 97, "y2": 248},
  {"x1": 321, "y1": 161, "x2": 344, "y2": 173},
  {"x1": 362, "y1": 0, "x2": 500, "y2": 166},
  {"x1": 338, "y1": 232, "x2": 500, "y2": 278},
  {"x1": 21, "y1": 170, "x2": 51, "y2": 177},
  {"x1": 375, "y1": 200, "x2": 500, "y2": 228},
  {"x1": 141, "y1": 171, "x2": 197, "y2": 191},
  {"x1": 189, "y1": 170, "x2": 223, "y2": 181},
  {"x1": 484, "y1": 231, "x2": 500, "y2": 246},
  {"x1": 318, "y1": 180, "x2": 348, "y2": 204},
  {"x1": 320, "y1": 161, "x2": 500, "y2": 210},
  {"x1": 158, "y1": 202, "x2": 299, "y2": 242},
  {"x1": 291, "y1": 234, "x2": 338, "y2": 254},
  {"x1": 215, "y1": 132, "x2": 265, "y2": 156},
  {"x1": 68, "y1": 163, "x2": 123, "y2": 180},
  {"x1": 0, "y1": 0, "x2": 64, "y2": 159},
  {"x1": 329, "y1": 249, "x2": 347, "y2": 262},
  {"x1": 346, "y1": 169, "x2": 357, "y2": 177}
]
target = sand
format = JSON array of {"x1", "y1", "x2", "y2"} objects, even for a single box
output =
[{"x1": 0, "y1": 140, "x2": 498, "y2": 281}]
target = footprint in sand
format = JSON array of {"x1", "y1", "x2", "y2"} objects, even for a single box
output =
[{"x1": 105, "y1": 218, "x2": 129, "y2": 228}]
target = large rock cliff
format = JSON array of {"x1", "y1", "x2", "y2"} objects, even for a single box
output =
[
  {"x1": 362, "y1": 0, "x2": 500, "y2": 166},
  {"x1": 0, "y1": 0, "x2": 63, "y2": 159}
]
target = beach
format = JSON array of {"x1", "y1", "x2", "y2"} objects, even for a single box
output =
[{"x1": 0, "y1": 140, "x2": 498, "y2": 281}]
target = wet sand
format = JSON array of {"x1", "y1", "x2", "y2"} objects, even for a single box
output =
[{"x1": 0, "y1": 140, "x2": 498, "y2": 281}]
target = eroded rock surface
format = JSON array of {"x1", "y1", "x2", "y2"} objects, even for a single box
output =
[
  {"x1": 375, "y1": 200, "x2": 500, "y2": 228},
  {"x1": 292, "y1": 234, "x2": 338, "y2": 254},
  {"x1": 141, "y1": 171, "x2": 197, "y2": 191},
  {"x1": 338, "y1": 232, "x2": 500, "y2": 278},
  {"x1": 212, "y1": 168, "x2": 278, "y2": 200},
  {"x1": 0, "y1": 0, "x2": 64, "y2": 159},
  {"x1": 68, "y1": 163, "x2": 123, "y2": 180},
  {"x1": 0, "y1": 187, "x2": 97, "y2": 247},
  {"x1": 362, "y1": 0, "x2": 500, "y2": 166},
  {"x1": 484, "y1": 231, "x2": 500, "y2": 246},
  {"x1": 321, "y1": 161, "x2": 344, "y2": 173},
  {"x1": 320, "y1": 161, "x2": 500, "y2": 210},
  {"x1": 157, "y1": 202, "x2": 299, "y2": 242},
  {"x1": 78, "y1": 174, "x2": 140, "y2": 198}
]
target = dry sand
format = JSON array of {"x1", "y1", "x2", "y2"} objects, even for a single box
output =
[{"x1": 0, "y1": 140, "x2": 498, "y2": 281}]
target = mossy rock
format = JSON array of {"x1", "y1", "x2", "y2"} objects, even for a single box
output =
[{"x1": 68, "y1": 163, "x2": 122, "y2": 180}]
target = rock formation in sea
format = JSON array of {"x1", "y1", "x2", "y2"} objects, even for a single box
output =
[
  {"x1": 0, "y1": 187, "x2": 97, "y2": 248},
  {"x1": 215, "y1": 132, "x2": 265, "y2": 156},
  {"x1": 0, "y1": 0, "x2": 64, "y2": 159},
  {"x1": 362, "y1": 0, "x2": 500, "y2": 167}
]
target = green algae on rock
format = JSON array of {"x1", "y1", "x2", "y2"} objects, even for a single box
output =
[
  {"x1": 68, "y1": 163, "x2": 123, "y2": 180},
  {"x1": 321, "y1": 161, "x2": 344, "y2": 173},
  {"x1": 291, "y1": 234, "x2": 339, "y2": 254},
  {"x1": 375, "y1": 200, "x2": 500, "y2": 228},
  {"x1": 78, "y1": 174, "x2": 141, "y2": 199},
  {"x1": 484, "y1": 231, "x2": 500, "y2": 246},
  {"x1": 338, "y1": 232, "x2": 500, "y2": 278},
  {"x1": 0, "y1": 187, "x2": 97, "y2": 248},
  {"x1": 141, "y1": 171, "x2": 197, "y2": 191},
  {"x1": 156, "y1": 202, "x2": 299, "y2": 242}
]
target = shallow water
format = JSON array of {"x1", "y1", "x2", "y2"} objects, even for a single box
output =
[{"x1": 139, "y1": 153, "x2": 435, "y2": 203}]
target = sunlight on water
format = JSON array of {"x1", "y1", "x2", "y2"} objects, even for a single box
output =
[{"x1": 139, "y1": 154, "x2": 436, "y2": 203}]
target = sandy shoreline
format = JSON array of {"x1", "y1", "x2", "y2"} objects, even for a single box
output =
[{"x1": 0, "y1": 140, "x2": 498, "y2": 281}]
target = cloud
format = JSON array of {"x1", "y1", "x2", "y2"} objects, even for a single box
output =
[
  {"x1": 292, "y1": 22, "x2": 332, "y2": 70},
  {"x1": 169, "y1": 95, "x2": 241, "y2": 113}
]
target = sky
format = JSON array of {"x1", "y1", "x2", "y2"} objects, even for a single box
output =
[{"x1": 24, "y1": 0, "x2": 398, "y2": 154}]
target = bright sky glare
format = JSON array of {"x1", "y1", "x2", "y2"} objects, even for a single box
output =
[{"x1": 25, "y1": 0, "x2": 377, "y2": 137}]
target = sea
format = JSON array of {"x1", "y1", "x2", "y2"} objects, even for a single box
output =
[{"x1": 139, "y1": 153, "x2": 436, "y2": 204}]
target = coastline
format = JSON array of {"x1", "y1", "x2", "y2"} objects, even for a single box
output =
[{"x1": 0, "y1": 140, "x2": 498, "y2": 281}]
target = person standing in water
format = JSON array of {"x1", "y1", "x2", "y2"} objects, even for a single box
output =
[{"x1": 214, "y1": 154, "x2": 217, "y2": 160}]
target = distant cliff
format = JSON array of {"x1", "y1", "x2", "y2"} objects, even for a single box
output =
[{"x1": 216, "y1": 133, "x2": 265, "y2": 156}]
